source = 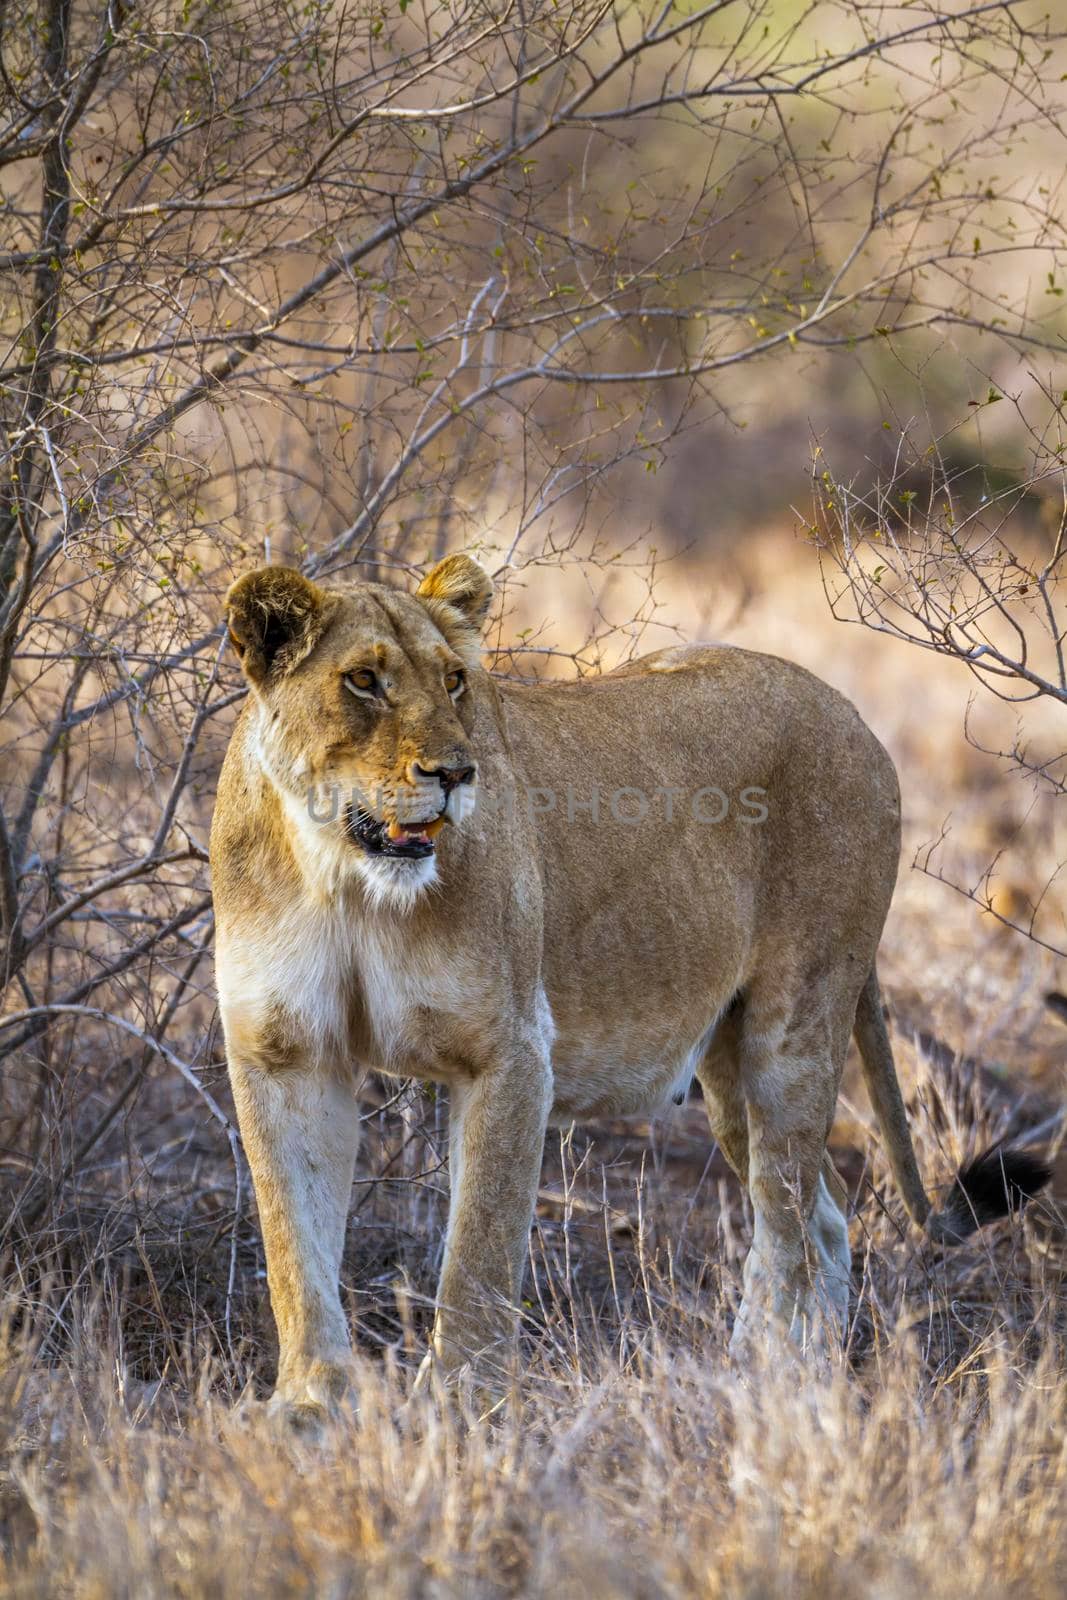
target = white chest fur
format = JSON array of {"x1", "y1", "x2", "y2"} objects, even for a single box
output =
[
  {"x1": 217, "y1": 892, "x2": 361, "y2": 1062},
  {"x1": 217, "y1": 890, "x2": 485, "y2": 1077},
  {"x1": 353, "y1": 920, "x2": 486, "y2": 1074}
]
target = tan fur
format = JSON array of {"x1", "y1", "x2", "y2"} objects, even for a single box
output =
[{"x1": 211, "y1": 556, "x2": 937, "y2": 1415}]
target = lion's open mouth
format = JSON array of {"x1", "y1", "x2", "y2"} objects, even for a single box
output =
[{"x1": 344, "y1": 804, "x2": 446, "y2": 860}]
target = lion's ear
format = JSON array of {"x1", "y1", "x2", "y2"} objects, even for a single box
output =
[
  {"x1": 225, "y1": 567, "x2": 329, "y2": 685},
  {"x1": 416, "y1": 554, "x2": 493, "y2": 645}
]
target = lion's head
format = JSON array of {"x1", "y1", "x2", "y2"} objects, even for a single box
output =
[{"x1": 225, "y1": 554, "x2": 492, "y2": 904}]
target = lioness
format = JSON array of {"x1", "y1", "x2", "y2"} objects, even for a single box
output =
[{"x1": 211, "y1": 556, "x2": 1047, "y2": 1419}]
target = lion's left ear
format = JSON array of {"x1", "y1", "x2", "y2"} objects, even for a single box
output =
[{"x1": 416, "y1": 554, "x2": 493, "y2": 641}]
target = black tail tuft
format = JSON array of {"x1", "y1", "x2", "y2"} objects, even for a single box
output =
[{"x1": 927, "y1": 1145, "x2": 1051, "y2": 1243}]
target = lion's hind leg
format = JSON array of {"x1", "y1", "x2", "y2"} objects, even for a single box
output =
[
  {"x1": 728, "y1": 976, "x2": 855, "y2": 1359},
  {"x1": 813, "y1": 1152, "x2": 852, "y2": 1304}
]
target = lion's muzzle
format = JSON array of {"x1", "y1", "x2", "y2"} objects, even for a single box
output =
[{"x1": 344, "y1": 760, "x2": 477, "y2": 860}]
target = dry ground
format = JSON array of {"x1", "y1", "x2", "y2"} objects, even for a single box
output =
[{"x1": 2, "y1": 528, "x2": 1066, "y2": 1598}]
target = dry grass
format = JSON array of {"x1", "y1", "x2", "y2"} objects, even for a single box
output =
[
  {"x1": 3, "y1": 528, "x2": 1067, "y2": 1597},
  {"x1": 2, "y1": 1128, "x2": 1066, "y2": 1599}
]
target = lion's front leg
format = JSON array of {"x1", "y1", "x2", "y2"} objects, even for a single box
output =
[
  {"x1": 229, "y1": 1058, "x2": 361, "y2": 1423},
  {"x1": 427, "y1": 1044, "x2": 552, "y2": 1392}
]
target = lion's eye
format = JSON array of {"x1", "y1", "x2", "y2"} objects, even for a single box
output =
[
  {"x1": 344, "y1": 668, "x2": 379, "y2": 698},
  {"x1": 444, "y1": 669, "x2": 465, "y2": 698}
]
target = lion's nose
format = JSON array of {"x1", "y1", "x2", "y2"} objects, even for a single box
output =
[{"x1": 412, "y1": 760, "x2": 476, "y2": 793}]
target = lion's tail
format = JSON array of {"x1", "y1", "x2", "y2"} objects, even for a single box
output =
[{"x1": 852, "y1": 968, "x2": 1049, "y2": 1243}]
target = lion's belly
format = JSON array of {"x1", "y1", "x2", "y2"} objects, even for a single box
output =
[
  {"x1": 546, "y1": 1020, "x2": 717, "y2": 1124},
  {"x1": 534, "y1": 844, "x2": 752, "y2": 1123},
  {"x1": 539, "y1": 913, "x2": 743, "y2": 1122}
]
